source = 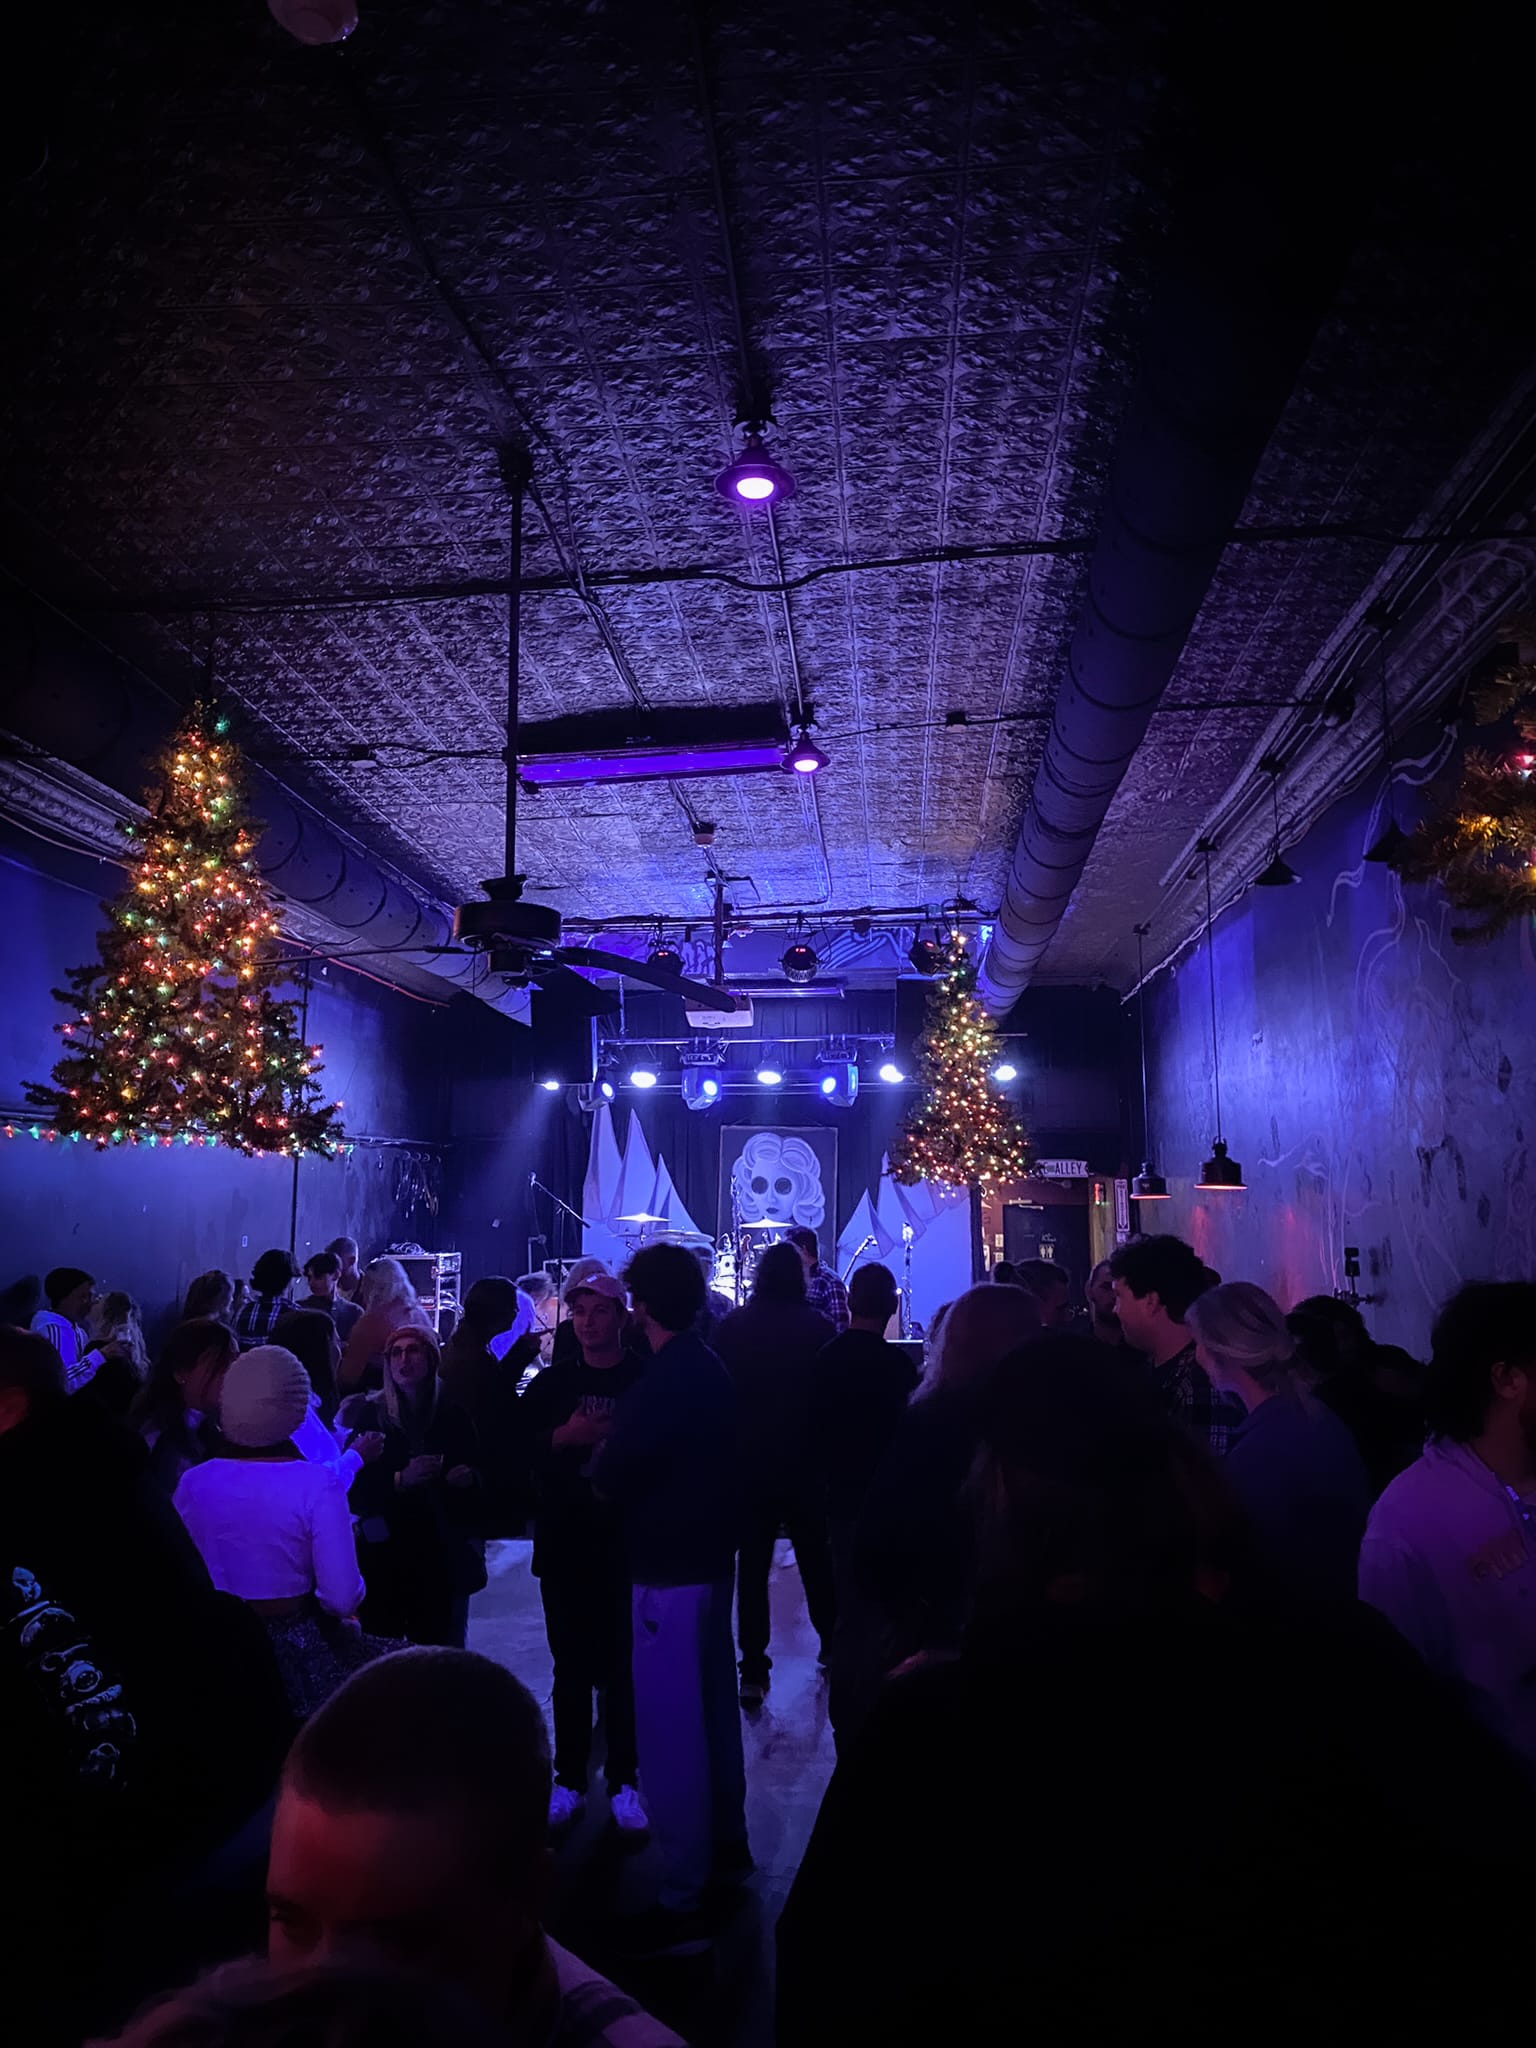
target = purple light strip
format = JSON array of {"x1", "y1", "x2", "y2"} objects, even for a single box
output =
[{"x1": 521, "y1": 743, "x2": 787, "y2": 787}]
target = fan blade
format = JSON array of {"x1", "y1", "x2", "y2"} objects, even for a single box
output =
[
  {"x1": 555, "y1": 946, "x2": 741, "y2": 1013},
  {"x1": 527, "y1": 959, "x2": 621, "y2": 1018}
]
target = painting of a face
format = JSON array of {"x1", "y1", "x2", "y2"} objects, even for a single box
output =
[{"x1": 731, "y1": 1131, "x2": 826, "y2": 1229}]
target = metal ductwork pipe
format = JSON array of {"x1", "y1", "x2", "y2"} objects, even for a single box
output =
[
  {"x1": 0, "y1": 597, "x2": 528, "y2": 1017},
  {"x1": 976, "y1": 88, "x2": 1355, "y2": 1013}
]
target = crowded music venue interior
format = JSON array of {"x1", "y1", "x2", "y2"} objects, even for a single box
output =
[{"x1": 1, "y1": 5, "x2": 1533, "y2": 2046}]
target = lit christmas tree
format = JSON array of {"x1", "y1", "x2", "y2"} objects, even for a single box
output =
[
  {"x1": 27, "y1": 703, "x2": 344, "y2": 1156},
  {"x1": 1395, "y1": 642, "x2": 1536, "y2": 941},
  {"x1": 887, "y1": 930, "x2": 1032, "y2": 1188}
]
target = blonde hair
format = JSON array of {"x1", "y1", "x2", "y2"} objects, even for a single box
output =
[
  {"x1": 919, "y1": 1283, "x2": 1041, "y2": 1400},
  {"x1": 1186, "y1": 1281, "x2": 1296, "y2": 1392},
  {"x1": 360, "y1": 1256, "x2": 417, "y2": 1315}
]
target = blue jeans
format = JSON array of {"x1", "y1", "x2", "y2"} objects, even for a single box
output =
[{"x1": 631, "y1": 1578, "x2": 747, "y2": 1911}]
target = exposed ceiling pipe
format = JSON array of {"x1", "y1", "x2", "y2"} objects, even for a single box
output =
[
  {"x1": 0, "y1": 596, "x2": 529, "y2": 1018},
  {"x1": 976, "y1": 76, "x2": 1358, "y2": 1014}
]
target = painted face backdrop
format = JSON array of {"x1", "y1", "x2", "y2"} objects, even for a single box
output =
[{"x1": 719, "y1": 1126, "x2": 838, "y2": 1241}]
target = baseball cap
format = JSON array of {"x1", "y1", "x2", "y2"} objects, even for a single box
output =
[{"x1": 566, "y1": 1272, "x2": 627, "y2": 1305}]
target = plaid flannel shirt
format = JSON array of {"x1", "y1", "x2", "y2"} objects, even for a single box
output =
[
  {"x1": 1154, "y1": 1340, "x2": 1246, "y2": 1458},
  {"x1": 234, "y1": 1291, "x2": 289, "y2": 1352},
  {"x1": 805, "y1": 1264, "x2": 850, "y2": 1335}
]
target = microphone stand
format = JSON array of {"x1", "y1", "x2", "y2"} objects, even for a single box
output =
[
  {"x1": 841, "y1": 1233, "x2": 878, "y2": 1283},
  {"x1": 900, "y1": 1223, "x2": 915, "y2": 1339},
  {"x1": 528, "y1": 1175, "x2": 594, "y2": 1285}
]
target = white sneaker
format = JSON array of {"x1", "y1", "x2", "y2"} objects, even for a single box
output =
[
  {"x1": 609, "y1": 1784, "x2": 649, "y2": 1836},
  {"x1": 548, "y1": 1784, "x2": 586, "y2": 1830}
]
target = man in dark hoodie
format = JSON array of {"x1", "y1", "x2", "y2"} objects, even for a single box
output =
[
  {"x1": 0, "y1": 1327, "x2": 290, "y2": 2044},
  {"x1": 521, "y1": 1271, "x2": 648, "y2": 1837},
  {"x1": 598, "y1": 1244, "x2": 744, "y2": 1957}
]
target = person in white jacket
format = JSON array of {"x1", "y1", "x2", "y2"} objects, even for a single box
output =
[{"x1": 1358, "y1": 1282, "x2": 1536, "y2": 1773}]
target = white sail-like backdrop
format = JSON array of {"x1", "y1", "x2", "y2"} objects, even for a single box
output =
[
  {"x1": 580, "y1": 1106, "x2": 702, "y2": 1272},
  {"x1": 836, "y1": 1156, "x2": 972, "y2": 1330}
]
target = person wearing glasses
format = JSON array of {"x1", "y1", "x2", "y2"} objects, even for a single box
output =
[
  {"x1": 1359, "y1": 1281, "x2": 1536, "y2": 1772},
  {"x1": 343, "y1": 1324, "x2": 486, "y2": 1648}
]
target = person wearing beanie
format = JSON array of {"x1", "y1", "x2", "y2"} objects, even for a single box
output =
[
  {"x1": 343, "y1": 1324, "x2": 486, "y2": 1648},
  {"x1": 174, "y1": 1346, "x2": 378, "y2": 1716}
]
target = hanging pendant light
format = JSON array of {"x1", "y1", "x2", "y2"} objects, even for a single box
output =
[
  {"x1": 1193, "y1": 839, "x2": 1245, "y2": 1191},
  {"x1": 1131, "y1": 921, "x2": 1169, "y2": 1200},
  {"x1": 1253, "y1": 755, "x2": 1301, "y2": 887},
  {"x1": 1362, "y1": 608, "x2": 1410, "y2": 864}
]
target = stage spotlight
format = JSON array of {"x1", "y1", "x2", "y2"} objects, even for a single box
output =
[
  {"x1": 629, "y1": 1064, "x2": 658, "y2": 1089},
  {"x1": 908, "y1": 935, "x2": 943, "y2": 976},
  {"x1": 538, "y1": 1078, "x2": 562, "y2": 1093},
  {"x1": 782, "y1": 940, "x2": 820, "y2": 984},
  {"x1": 600, "y1": 1079, "x2": 615, "y2": 1100},
  {"x1": 682, "y1": 1067, "x2": 723, "y2": 1112},
  {"x1": 877, "y1": 1059, "x2": 905, "y2": 1084},
  {"x1": 992, "y1": 1060, "x2": 1018, "y2": 1083},
  {"x1": 715, "y1": 428, "x2": 795, "y2": 508},
  {"x1": 817, "y1": 1062, "x2": 859, "y2": 1106},
  {"x1": 647, "y1": 938, "x2": 686, "y2": 976},
  {"x1": 784, "y1": 728, "x2": 829, "y2": 775},
  {"x1": 756, "y1": 1061, "x2": 784, "y2": 1086}
]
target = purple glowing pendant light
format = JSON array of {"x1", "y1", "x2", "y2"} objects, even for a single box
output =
[{"x1": 716, "y1": 427, "x2": 795, "y2": 508}]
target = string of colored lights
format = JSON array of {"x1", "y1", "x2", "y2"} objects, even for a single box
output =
[{"x1": 24, "y1": 705, "x2": 346, "y2": 1158}]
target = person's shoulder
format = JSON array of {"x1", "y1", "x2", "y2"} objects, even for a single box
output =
[{"x1": 548, "y1": 1938, "x2": 686, "y2": 2048}]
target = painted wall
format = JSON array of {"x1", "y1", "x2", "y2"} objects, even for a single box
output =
[
  {"x1": 1143, "y1": 759, "x2": 1536, "y2": 1357},
  {"x1": 0, "y1": 829, "x2": 450, "y2": 1343}
]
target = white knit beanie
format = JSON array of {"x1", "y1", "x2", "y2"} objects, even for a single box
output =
[{"x1": 220, "y1": 1345, "x2": 312, "y2": 1448}]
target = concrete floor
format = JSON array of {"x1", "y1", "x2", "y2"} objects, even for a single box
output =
[{"x1": 469, "y1": 1538, "x2": 835, "y2": 2047}]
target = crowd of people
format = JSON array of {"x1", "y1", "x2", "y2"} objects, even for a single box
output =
[{"x1": 3, "y1": 1221, "x2": 1534, "y2": 2045}]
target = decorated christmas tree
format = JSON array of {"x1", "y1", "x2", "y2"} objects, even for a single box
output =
[
  {"x1": 27, "y1": 704, "x2": 344, "y2": 1156},
  {"x1": 1394, "y1": 637, "x2": 1536, "y2": 941},
  {"x1": 887, "y1": 930, "x2": 1032, "y2": 1188}
]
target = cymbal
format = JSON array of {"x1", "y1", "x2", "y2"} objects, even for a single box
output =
[
  {"x1": 739, "y1": 1218, "x2": 785, "y2": 1230},
  {"x1": 616, "y1": 1211, "x2": 666, "y2": 1223}
]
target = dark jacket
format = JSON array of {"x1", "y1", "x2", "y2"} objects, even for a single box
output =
[
  {"x1": 713, "y1": 1296, "x2": 835, "y2": 1493},
  {"x1": 345, "y1": 1389, "x2": 487, "y2": 1636},
  {"x1": 598, "y1": 1329, "x2": 738, "y2": 1587},
  {"x1": 814, "y1": 1329, "x2": 921, "y2": 1521},
  {"x1": 521, "y1": 1347, "x2": 647, "y2": 1577},
  {"x1": 439, "y1": 1332, "x2": 529, "y2": 1536},
  {"x1": 779, "y1": 1601, "x2": 1536, "y2": 2047},
  {"x1": 1224, "y1": 1390, "x2": 1371, "y2": 1602}
]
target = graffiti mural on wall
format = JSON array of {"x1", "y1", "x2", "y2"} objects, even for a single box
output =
[{"x1": 1147, "y1": 749, "x2": 1536, "y2": 1356}]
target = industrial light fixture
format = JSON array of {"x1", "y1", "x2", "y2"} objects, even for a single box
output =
[
  {"x1": 599, "y1": 1078, "x2": 616, "y2": 1101},
  {"x1": 782, "y1": 927, "x2": 820, "y2": 984},
  {"x1": 681, "y1": 1068, "x2": 723, "y2": 1112},
  {"x1": 715, "y1": 426, "x2": 795, "y2": 508},
  {"x1": 1193, "y1": 842, "x2": 1245, "y2": 1192},
  {"x1": 784, "y1": 727, "x2": 829, "y2": 775},
  {"x1": 1130, "y1": 923, "x2": 1170, "y2": 1201},
  {"x1": 538, "y1": 1078, "x2": 562, "y2": 1093},
  {"x1": 817, "y1": 1063, "x2": 859, "y2": 1106},
  {"x1": 1254, "y1": 756, "x2": 1301, "y2": 887},
  {"x1": 628, "y1": 1063, "x2": 659, "y2": 1089},
  {"x1": 877, "y1": 1058, "x2": 905, "y2": 1084},
  {"x1": 647, "y1": 932, "x2": 686, "y2": 976},
  {"x1": 756, "y1": 1059, "x2": 784, "y2": 1086},
  {"x1": 1362, "y1": 608, "x2": 1410, "y2": 864},
  {"x1": 908, "y1": 933, "x2": 943, "y2": 976},
  {"x1": 991, "y1": 1060, "x2": 1019, "y2": 1083}
]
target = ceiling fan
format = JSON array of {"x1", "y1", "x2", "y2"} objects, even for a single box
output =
[{"x1": 451, "y1": 451, "x2": 743, "y2": 1021}]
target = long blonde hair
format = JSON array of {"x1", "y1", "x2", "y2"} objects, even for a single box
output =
[
  {"x1": 919, "y1": 1283, "x2": 1041, "y2": 1400},
  {"x1": 1186, "y1": 1282, "x2": 1296, "y2": 1393},
  {"x1": 360, "y1": 1256, "x2": 418, "y2": 1316}
]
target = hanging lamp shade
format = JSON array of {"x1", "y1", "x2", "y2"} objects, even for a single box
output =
[
  {"x1": 1254, "y1": 852, "x2": 1301, "y2": 887},
  {"x1": 1196, "y1": 1139, "x2": 1245, "y2": 1191},
  {"x1": 1132, "y1": 1162, "x2": 1170, "y2": 1200}
]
